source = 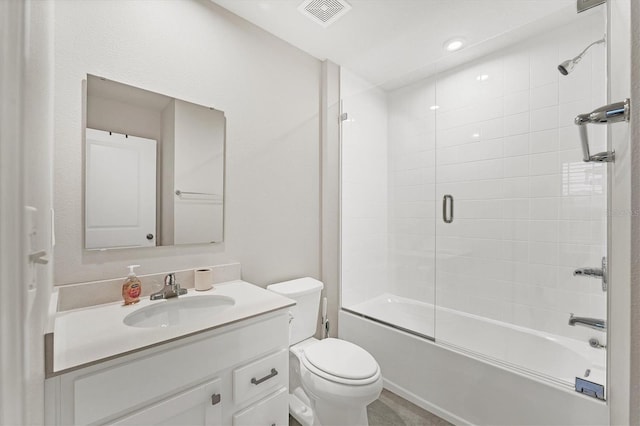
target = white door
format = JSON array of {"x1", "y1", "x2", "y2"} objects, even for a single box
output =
[{"x1": 85, "y1": 128, "x2": 156, "y2": 249}]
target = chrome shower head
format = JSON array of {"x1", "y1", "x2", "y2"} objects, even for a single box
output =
[
  {"x1": 558, "y1": 59, "x2": 575, "y2": 76},
  {"x1": 558, "y1": 36, "x2": 605, "y2": 75}
]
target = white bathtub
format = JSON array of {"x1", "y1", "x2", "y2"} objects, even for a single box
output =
[{"x1": 342, "y1": 294, "x2": 608, "y2": 425}]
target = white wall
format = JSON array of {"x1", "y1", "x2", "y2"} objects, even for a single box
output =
[
  {"x1": 629, "y1": 1, "x2": 640, "y2": 423},
  {"x1": 340, "y1": 69, "x2": 389, "y2": 307},
  {"x1": 54, "y1": 0, "x2": 321, "y2": 286},
  {"x1": 607, "y1": 0, "x2": 632, "y2": 423},
  {"x1": 0, "y1": 1, "x2": 28, "y2": 422},
  {"x1": 0, "y1": 0, "x2": 57, "y2": 424}
]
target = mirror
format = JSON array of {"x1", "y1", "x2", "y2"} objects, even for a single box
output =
[{"x1": 84, "y1": 75, "x2": 225, "y2": 250}]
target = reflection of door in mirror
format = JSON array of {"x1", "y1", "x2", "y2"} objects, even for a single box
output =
[{"x1": 85, "y1": 128, "x2": 156, "y2": 249}]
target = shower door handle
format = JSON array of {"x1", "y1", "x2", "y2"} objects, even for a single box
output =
[
  {"x1": 574, "y1": 98, "x2": 629, "y2": 162},
  {"x1": 443, "y1": 195, "x2": 454, "y2": 224}
]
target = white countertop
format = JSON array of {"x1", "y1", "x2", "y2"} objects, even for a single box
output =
[{"x1": 51, "y1": 280, "x2": 294, "y2": 374}]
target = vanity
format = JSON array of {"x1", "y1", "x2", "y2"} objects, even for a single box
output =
[{"x1": 44, "y1": 281, "x2": 294, "y2": 426}]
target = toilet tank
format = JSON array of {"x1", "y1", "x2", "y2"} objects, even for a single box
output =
[{"x1": 267, "y1": 277, "x2": 323, "y2": 345}]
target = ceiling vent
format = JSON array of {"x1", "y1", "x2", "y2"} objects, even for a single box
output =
[{"x1": 298, "y1": 0, "x2": 352, "y2": 28}]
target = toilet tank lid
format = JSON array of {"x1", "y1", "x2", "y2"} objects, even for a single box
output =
[{"x1": 266, "y1": 277, "x2": 323, "y2": 297}]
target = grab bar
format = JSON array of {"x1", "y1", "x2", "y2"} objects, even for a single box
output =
[
  {"x1": 442, "y1": 195, "x2": 454, "y2": 224},
  {"x1": 574, "y1": 99, "x2": 630, "y2": 163}
]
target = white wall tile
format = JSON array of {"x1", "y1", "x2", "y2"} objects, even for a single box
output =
[
  {"x1": 501, "y1": 199, "x2": 530, "y2": 220},
  {"x1": 504, "y1": 53, "x2": 530, "y2": 94},
  {"x1": 504, "y1": 111, "x2": 530, "y2": 136},
  {"x1": 530, "y1": 174, "x2": 561, "y2": 197},
  {"x1": 529, "y1": 241, "x2": 559, "y2": 265},
  {"x1": 503, "y1": 134, "x2": 529, "y2": 157},
  {"x1": 529, "y1": 220, "x2": 559, "y2": 242},
  {"x1": 504, "y1": 156, "x2": 530, "y2": 178},
  {"x1": 504, "y1": 90, "x2": 530, "y2": 115},
  {"x1": 530, "y1": 45, "x2": 559, "y2": 88},
  {"x1": 530, "y1": 82, "x2": 558, "y2": 110},
  {"x1": 530, "y1": 197, "x2": 559, "y2": 220},
  {"x1": 480, "y1": 117, "x2": 505, "y2": 140},
  {"x1": 530, "y1": 151, "x2": 559, "y2": 176},
  {"x1": 530, "y1": 129, "x2": 558, "y2": 154},
  {"x1": 531, "y1": 105, "x2": 559, "y2": 132},
  {"x1": 503, "y1": 177, "x2": 530, "y2": 198}
]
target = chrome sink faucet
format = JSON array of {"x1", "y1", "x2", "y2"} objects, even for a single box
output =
[
  {"x1": 568, "y1": 313, "x2": 606, "y2": 332},
  {"x1": 150, "y1": 273, "x2": 187, "y2": 300}
]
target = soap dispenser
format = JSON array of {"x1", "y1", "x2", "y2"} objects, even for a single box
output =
[{"x1": 122, "y1": 264, "x2": 142, "y2": 305}]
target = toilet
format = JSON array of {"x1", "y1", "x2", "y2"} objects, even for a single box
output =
[{"x1": 267, "y1": 278, "x2": 383, "y2": 426}]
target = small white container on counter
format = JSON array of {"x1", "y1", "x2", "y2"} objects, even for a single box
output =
[{"x1": 194, "y1": 268, "x2": 213, "y2": 291}]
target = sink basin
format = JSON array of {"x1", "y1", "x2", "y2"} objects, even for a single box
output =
[{"x1": 123, "y1": 295, "x2": 235, "y2": 328}]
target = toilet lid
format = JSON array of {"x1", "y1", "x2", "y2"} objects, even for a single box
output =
[{"x1": 302, "y1": 338, "x2": 379, "y2": 380}]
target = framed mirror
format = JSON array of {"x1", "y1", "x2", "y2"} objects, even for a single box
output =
[{"x1": 84, "y1": 75, "x2": 225, "y2": 250}]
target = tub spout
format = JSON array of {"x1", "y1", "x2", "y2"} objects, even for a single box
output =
[{"x1": 568, "y1": 314, "x2": 606, "y2": 332}]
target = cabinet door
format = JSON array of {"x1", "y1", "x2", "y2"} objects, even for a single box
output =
[
  {"x1": 232, "y1": 387, "x2": 288, "y2": 426},
  {"x1": 109, "y1": 378, "x2": 222, "y2": 426}
]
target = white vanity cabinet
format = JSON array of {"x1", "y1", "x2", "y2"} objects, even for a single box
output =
[{"x1": 45, "y1": 310, "x2": 289, "y2": 426}]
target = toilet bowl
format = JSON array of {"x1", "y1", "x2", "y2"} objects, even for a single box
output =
[
  {"x1": 294, "y1": 338, "x2": 383, "y2": 426},
  {"x1": 267, "y1": 278, "x2": 383, "y2": 426}
]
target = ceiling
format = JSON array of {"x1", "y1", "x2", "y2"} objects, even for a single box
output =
[{"x1": 211, "y1": 0, "x2": 576, "y2": 89}]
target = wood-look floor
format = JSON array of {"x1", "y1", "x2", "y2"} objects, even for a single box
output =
[{"x1": 289, "y1": 389, "x2": 453, "y2": 426}]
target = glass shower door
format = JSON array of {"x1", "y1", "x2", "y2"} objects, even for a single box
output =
[
  {"x1": 433, "y1": 7, "x2": 608, "y2": 387},
  {"x1": 340, "y1": 69, "x2": 437, "y2": 339}
]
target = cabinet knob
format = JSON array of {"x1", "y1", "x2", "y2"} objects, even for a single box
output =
[{"x1": 211, "y1": 393, "x2": 221, "y2": 405}]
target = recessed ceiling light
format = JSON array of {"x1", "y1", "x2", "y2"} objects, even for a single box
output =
[
  {"x1": 472, "y1": 133, "x2": 480, "y2": 139},
  {"x1": 444, "y1": 38, "x2": 465, "y2": 52},
  {"x1": 430, "y1": 105, "x2": 440, "y2": 110},
  {"x1": 476, "y1": 74, "x2": 489, "y2": 81}
]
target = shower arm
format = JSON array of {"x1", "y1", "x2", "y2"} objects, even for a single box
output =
[{"x1": 571, "y1": 37, "x2": 606, "y2": 64}]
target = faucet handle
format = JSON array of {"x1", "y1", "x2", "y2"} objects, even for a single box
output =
[
  {"x1": 164, "y1": 273, "x2": 176, "y2": 287},
  {"x1": 572, "y1": 257, "x2": 608, "y2": 292}
]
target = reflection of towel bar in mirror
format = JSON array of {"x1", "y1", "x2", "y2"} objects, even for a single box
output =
[{"x1": 175, "y1": 190, "x2": 222, "y2": 201}]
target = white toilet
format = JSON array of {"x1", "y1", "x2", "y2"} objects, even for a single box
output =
[{"x1": 267, "y1": 277, "x2": 383, "y2": 426}]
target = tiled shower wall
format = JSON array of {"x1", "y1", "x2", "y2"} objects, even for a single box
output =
[{"x1": 388, "y1": 13, "x2": 607, "y2": 341}]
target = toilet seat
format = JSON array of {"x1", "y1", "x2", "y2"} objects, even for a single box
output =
[{"x1": 300, "y1": 338, "x2": 380, "y2": 385}]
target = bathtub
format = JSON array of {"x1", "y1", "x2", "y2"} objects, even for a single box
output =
[{"x1": 341, "y1": 294, "x2": 608, "y2": 425}]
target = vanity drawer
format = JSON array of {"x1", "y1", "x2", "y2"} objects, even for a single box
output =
[
  {"x1": 233, "y1": 349, "x2": 287, "y2": 404},
  {"x1": 232, "y1": 387, "x2": 288, "y2": 426}
]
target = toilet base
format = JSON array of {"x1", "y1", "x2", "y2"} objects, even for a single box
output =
[
  {"x1": 288, "y1": 386, "x2": 370, "y2": 426},
  {"x1": 312, "y1": 399, "x2": 369, "y2": 426},
  {"x1": 289, "y1": 387, "x2": 314, "y2": 426}
]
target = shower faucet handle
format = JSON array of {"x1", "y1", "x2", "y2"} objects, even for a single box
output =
[{"x1": 573, "y1": 257, "x2": 608, "y2": 292}]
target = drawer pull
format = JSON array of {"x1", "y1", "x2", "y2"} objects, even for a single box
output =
[
  {"x1": 211, "y1": 393, "x2": 221, "y2": 406},
  {"x1": 251, "y1": 368, "x2": 278, "y2": 385}
]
